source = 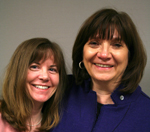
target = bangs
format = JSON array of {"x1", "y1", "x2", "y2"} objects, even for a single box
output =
[
  {"x1": 89, "y1": 14, "x2": 125, "y2": 42},
  {"x1": 29, "y1": 42, "x2": 61, "y2": 71},
  {"x1": 29, "y1": 43, "x2": 54, "y2": 65}
]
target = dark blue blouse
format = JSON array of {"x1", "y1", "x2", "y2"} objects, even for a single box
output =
[{"x1": 51, "y1": 75, "x2": 150, "y2": 132}]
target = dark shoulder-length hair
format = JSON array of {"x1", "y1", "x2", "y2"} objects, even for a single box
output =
[
  {"x1": 72, "y1": 8, "x2": 147, "y2": 93},
  {"x1": 0, "y1": 38, "x2": 67, "y2": 131}
]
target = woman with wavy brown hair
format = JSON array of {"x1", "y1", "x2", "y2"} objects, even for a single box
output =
[
  {"x1": 51, "y1": 8, "x2": 150, "y2": 132},
  {"x1": 0, "y1": 38, "x2": 67, "y2": 132}
]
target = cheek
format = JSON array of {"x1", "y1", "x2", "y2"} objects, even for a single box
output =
[
  {"x1": 26, "y1": 70, "x2": 36, "y2": 81},
  {"x1": 83, "y1": 48, "x2": 95, "y2": 62},
  {"x1": 26, "y1": 72, "x2": 32, "y2": 83},
  {"x1": 50, "y1": 74, "x2": 59, "y2": 86},
  {"x1": 83, "y1": 53, "x2": 90, "y2": 69},
  {"x1": 83, "y1": 46, "x2": 89, "y2": 60},
  {"x1": 115, "y1": 51, "x2": 128, "y2": 68},
  {"x1": 26, "y1": 73, "x2": 33, "y2": 88}
]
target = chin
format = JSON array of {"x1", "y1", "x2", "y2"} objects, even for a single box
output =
[
  {"x1": 94, "y1": 75, "x2": 111, "y2": 81},
  {"x1": 34, "y1": 97, "x2": 51, "y2": 103}
]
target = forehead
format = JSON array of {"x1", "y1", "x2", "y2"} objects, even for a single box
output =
[
  {"x1": 112, "y1": 29, "x2": 120, "y2": 38},
  {"x1": 93, "y1": 29, "x2": 121, "y2": 40},
  {"x1": 30, "y1": 49, "x2": 54, "y2": 63},
  {"x1": 43, "y1": 54, "x2": 54, "y2": 61},
  {"x1": 39, "y1": 52, "x2": 55, "y2": 63}
]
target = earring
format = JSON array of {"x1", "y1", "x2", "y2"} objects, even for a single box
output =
[{"x1": 79, "y1": 61, "x2": 84, "y2": 69}]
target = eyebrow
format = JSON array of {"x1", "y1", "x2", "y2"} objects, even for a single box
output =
[
  {"x1": 111, "y1": 38, "x2": 122, "y2": 41},
  {"x1": 90, "y1": 37, "x2": 122, "y2": 41},
  {"x1": 31, "y1": 62, "x2": 57, "y2": 67},
  {"x1": 50, "y1": 65, "x2": 57, "y2": 67},
  {"x1": 31, "y1": 62, "x2": 40, "y2": 65}
]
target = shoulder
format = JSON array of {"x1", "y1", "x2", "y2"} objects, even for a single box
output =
[
  {"x1": 135, "y1": 85, "x2": 150, "y2": 103},
  {"x1": 66, "y1": 74, "x2": 91, "y2": 95},
  {"x1": 129, "y1": 88, "x2": 150, "y2": 120},
  {"x1": 0, "y1": 113, "x2": 5, "y2": 131},
  {"x1": 64, "y1": 75, "x2": 93, "y2": 102},
  {"x1": 126, "y1": 85, "x2": 150, "y2": 107},
  {"x1": 66, "y1": 74, "x2": 79, "y2": 93},
  {"x1": 0, "y1": 113, "x2": 17, "y2": 132},
  {"x1": 130, "y1": 86, "x2": 150, "y2": 109},
  {"x1": 137, "y1": 90, "x2": 150, "y2": 108},
  {"x1": 0, "y1": 113, "x2": 3, "y2": 123},
  {"x1": 0, "y1": 99, "x2": 2, "y2": 110},
  {"x1": 140, "y1": 90, "x2": 150, "y2": 100},
  {"x1": 129, "y1": 90, "x2": 150, "y2": 130},
  {"x1": 64, "y1": 75, "x2": 95, "y2": 104}
]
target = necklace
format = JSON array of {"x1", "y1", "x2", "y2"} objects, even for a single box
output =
[{"x1": 27, "y1": 117, "x2": 42, "y2": 127}]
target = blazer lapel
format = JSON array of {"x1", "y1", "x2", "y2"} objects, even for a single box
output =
[
  {"x1": 92, "y1": 104, "x2": 131, "y2": 132},
  {"x1": 80, "y1": 90, "x2": 98, "y2": 132}
]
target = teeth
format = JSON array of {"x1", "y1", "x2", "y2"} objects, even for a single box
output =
[
  {"x1": 35, "y1": 85, "x2": 49, "y2": 89},
  {"x1": 95, "y1": 64, "x2": 112, "y2": 67}
]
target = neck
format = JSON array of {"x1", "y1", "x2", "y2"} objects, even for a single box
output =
[
  {"x1": 96, "y1": 92, "x2": 114, "y2": 104},
  {"x1": 31, "y1": 110, "x2": 42, "y2": 123},
  {"x1": 91, "y1": 79, "x2": 118, "y2": 104},
  {"x1": 27, "y1": 102, "x2": 43, "y2": 127},
  {"x1": 27, "y1": 112, "x2": 42, "y2": 127}
]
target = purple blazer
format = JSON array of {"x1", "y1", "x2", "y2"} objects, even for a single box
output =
[{"x1": 51, "y1": 75, "x2": 150, "y2": 132}]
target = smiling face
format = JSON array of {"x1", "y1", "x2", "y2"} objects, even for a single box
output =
[
  {"x1": 26, "y1": 55, "x2": 59, "y2": 104},
  {"x1": 83, "y1": 30, "x2": 128, "y2": 86}
]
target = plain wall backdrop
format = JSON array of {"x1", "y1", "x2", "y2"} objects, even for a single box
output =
[{"x1": 0, "y1": 0, "x2": 150, "y2": 97}]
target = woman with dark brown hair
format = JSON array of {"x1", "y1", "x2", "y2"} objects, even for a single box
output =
[
  {"x1": 51, "y1": 8, "x2": 150, "y2": 132},
  {"x1": 0, "y1": 38, "x2": 67, "y2": 132}
]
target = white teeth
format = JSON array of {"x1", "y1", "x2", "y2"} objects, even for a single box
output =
[
  {"x1": 95, "y1": 64, "x2": 112, "y2": 67},
  {"x1": 35, "y1": 85, "x2": 49, "y2": 89}
]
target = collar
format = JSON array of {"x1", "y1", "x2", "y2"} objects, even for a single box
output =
[
  {"x1": 111, "y1": 85, "x2": 141, "y2": 105},
  {"x1": 82, "y1": 79, "x2": 142, "y2": 105}
]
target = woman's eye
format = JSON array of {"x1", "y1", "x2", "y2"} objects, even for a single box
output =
[
  {"x1": 31, "y1": 65, "x2": 37, "y2": 69},
  {"x1": 29, "y1": 64, "x2": 39, "y2": 70},
  {"x1": 49, "y1": 68, "x2": 58, "y2": 73},
  {"x1": 113, "y1": 43, "x2": 122, "y2": 48},
  {"x1": 89, "y1": 41, "x2": 98, "y2": 45},
  {"x1": 88, "y1": 41, "x2": 100, "y2": 48}
]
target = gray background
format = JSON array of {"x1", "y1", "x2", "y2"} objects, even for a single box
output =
[{"x1": 0, "y1": 0, "x2": 150, "y2": 97}]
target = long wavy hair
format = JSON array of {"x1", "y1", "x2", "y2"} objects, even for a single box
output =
[
  {"x1": 0, "y1": 38, "x2": 67, "y2": 131},
  {"x1": 72, "y1": 8, "x2": 147, "y2": 93}
]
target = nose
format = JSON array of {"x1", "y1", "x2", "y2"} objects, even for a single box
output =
[
  {"x1": 39, "y1": 69, "x2": 49, "y2": 81},
  {"x1": 97, "y1": 42, "x2": 111, "y2": 60}
]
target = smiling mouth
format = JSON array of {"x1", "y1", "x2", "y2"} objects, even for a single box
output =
[
  {"x1": 95, "y1": 64, "x2": 113, "y2": 68},
  {"x1": 33, "y1": 85, "x2": 50, "y2": 90}
]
